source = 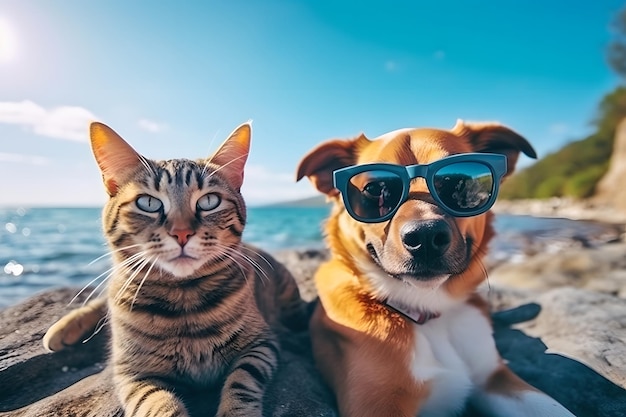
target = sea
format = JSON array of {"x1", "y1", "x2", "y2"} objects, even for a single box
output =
[{"x1": 0, "y1": 206, "x2": 622, "y2": 308}]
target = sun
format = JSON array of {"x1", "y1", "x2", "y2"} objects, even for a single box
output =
[{"x1": 0, "y1": 17, "x2": 17, "y2": 63}]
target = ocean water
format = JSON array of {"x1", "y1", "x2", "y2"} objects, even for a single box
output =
[{"x1": 0, "y1": 206, "x2": 620, "y2": 308}]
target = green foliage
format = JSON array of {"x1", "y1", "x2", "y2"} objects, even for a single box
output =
[
  {"x1": 562, "y1": 165, "x2": 608, "y2": 198},
  {"x1": 500, "y1": 86, "x2": 626, "y2": 200},
  {"x1": 534, "y1": 176, "x2": 565, "y2": 199},
  {"x1": 607, "y1": 7, "x2": 626, "y2": 80}
]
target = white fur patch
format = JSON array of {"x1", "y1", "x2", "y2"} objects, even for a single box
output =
[
  {"x1": 355, "y1": 255, "x2": 573, "y2": 416},
  {"x1": 410, "y1": 303, "x2": 501, "y2": 417},
  {"x1": 470, "y1": 390, "x2": 576, "y2": 417},
  {"x1": 356, "y1": 258, "x2": 462, "y2": 315}
]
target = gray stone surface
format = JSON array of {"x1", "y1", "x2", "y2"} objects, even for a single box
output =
[
  {"x1": 0, "y1": 288, "x2": 335, "y2": 417},
  {"x1": 515, "y1": 287, "x2": 626, "y2": 389},
  {"x1": 2, "y1": 249, "x2": 626, "y2": 416}
]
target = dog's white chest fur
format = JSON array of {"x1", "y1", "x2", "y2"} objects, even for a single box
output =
[{"x1": 409, "y1": 302, "x2": 499, "y2": 417}]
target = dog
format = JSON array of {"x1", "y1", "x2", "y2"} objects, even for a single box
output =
[{"x1": 296, "y1": 120, "x2": 576, "y2": 417}]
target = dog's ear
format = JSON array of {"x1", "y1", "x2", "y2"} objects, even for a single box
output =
[
  {"x1": 296, "y1": 134, "x2": 370, "y2": 196},
  {"x1": 452, "y1": 119, "x2": 537, "y2": 176}
]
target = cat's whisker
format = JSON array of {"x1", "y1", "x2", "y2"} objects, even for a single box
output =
[
  {"x1": 85, "y1": 251, "x2": 143, "y2": 304},
  {"x1": 82, "y1": 274, "x2": 111, "y2": 305},
  {"x1": 227, "y1": 245, "x2": 271, "y2": 284},
  {"x1": 82, "y1": 313, "x2": 111, "y2": 344},
  {"x1": 201, "y1": 130, "x2": 222, "y2": 177},
  {"x1": 241, "y1": 245, "x2": 274, "y2": 270},
  {"x1": 70, "y1": 270, "x2": 110, "y2": 306},
  {"x1": 114, "y1": 252, "x2": 148, "y2": 279},
  {"x1": 114, "y1": 254, "x2": 151, "y2": 303},
  {"x1": 71, "y1": 247, "x2": 149, "y2": 306},
  {"x1": 87, "y1": 243, "x2": 144, "y2": 266},
  {"x1": 222, "y1": 251, "x2": 249, "y2": 284},
  {"x1": 138, "y1": 154, "x2": 157, "y2": 178},
  {"x1": 130, "y1": 256, "x2": 158, "y2": 311},
  {"x1": 234, "y1": 250, "x2": 270, "y2": 285},
  {"x1": 116, "y1": 256, "x2": 149, "y2": 299},
  {"x1": 205, "y1": 153, "x2": 249, "y2": 181},
  {"x1": 72, "y1": 252, "x2": 142, "y2": 306},
  {"x1": 242, "y1": 247, "x2": 273, "y2": 274}
]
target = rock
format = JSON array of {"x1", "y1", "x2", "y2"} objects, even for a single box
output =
[
  {"x1": 273, "y1": 248, "x2": 329, "y2": 302},
  {"x1": 494, "y1": 197, "x2": 626, "y2": 224},
  {"x1": 489, "y1": 242, "x2": 626, "y2": 297},
  {"x1": 0, "y1": 288, "x2": 110, "y2": 413},
  {"x1": 490, "y1": 303, "x2": 626, "y2": 417},
  {"x1": 513, "y1": 287, "x2": 626, "y2": 389},
  {"x1": 1, "y1": 250, "x2": 626, "y2": 417},
  {"x1": 480, "y1": 284, "x2": 538, "y2": 312},
  {"x1": 0, "y1": 288, "x2": 336, "y2": 417},
  {"x1": 595, "y1": 118, "x2": 626, "y2": 213}
]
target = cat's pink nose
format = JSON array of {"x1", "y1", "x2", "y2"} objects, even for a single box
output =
[{"x1": 169, "y1": 228, "x2": 195, "y2": 246}]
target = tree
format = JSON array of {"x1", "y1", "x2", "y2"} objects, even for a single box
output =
[{"x1": 607, "y1": 6, "x2": 626, "y2": 80}]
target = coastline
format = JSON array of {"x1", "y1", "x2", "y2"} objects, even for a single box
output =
[{"x1": 493, "y1": 197, "x2": 626, "y2": 225}]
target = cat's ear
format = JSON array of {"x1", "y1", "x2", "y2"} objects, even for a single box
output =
[
  {"x1": 208, "y1": 121, "x2": 251, "y2": 190},
  {"x1": 90, "y1": 122, "x2": 143, "y2": 196}
]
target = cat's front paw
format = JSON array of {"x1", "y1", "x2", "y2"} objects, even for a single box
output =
[{"x1": 43, "y1": 298, "x2": 107, "y2": 351}]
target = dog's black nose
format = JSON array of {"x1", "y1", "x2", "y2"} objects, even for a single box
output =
[{"x1": 401, "y1": 220, "x2": 452, "y2": 258}]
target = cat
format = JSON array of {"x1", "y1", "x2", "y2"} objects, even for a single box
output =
[{"x1": 42, "y1": 121, "x2": 306, "y2": 417}]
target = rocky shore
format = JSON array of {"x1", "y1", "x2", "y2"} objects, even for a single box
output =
[
  {"x1": 494, "y1": 197, "x2": 626, "y2": 224},
  {"x1": 1, "y1": 202, "x2": 626, "y2": 416},
  {"x1": 274, "y1": 231, "x2": 626, "y2": 393}
]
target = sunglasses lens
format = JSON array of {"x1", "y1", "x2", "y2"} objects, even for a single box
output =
[
  {"x1": 346, "y1": 170, "x2": 404, "y2": 220},
  {"x1": 433, "y1": 162, "x2": 494, "y2": 214}
]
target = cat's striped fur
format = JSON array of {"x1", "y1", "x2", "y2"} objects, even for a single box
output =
[{"x1": 43, "y1": 122, "x2": 306, "y2": 417}]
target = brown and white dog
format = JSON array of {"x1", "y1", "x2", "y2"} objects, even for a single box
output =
[{"x1": 296, "y1": 120, "x2": 576, "y2": 417}]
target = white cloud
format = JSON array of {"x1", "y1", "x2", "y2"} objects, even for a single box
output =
[
  {"x1": 241, "y1": 164, "x2": 318, "y2": 205},
  {"x1": 138, "y1": 118, "x2": 167, "y2": 133},
  {"x1": 0, "y1": 152, "x2": 49, "y2": 165},
  {"x1": 0, "y1": 100, "x2": 97, "y2": 142}
]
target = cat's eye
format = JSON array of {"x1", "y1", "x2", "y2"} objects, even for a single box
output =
[
  {"x1": 197, "y1": 193, "x2": 221, "y2": 211},
  {"x1": 136, "y1": 195, "x2": 163, "y2": 213}
]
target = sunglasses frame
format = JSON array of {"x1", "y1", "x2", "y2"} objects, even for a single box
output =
[{"x1": 333, "y1": 152, "x2": 507, "y2": 223}]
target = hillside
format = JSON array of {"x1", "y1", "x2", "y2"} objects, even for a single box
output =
[{"x1": 500, "y1": 86, "x2": 626, "y2": 200}]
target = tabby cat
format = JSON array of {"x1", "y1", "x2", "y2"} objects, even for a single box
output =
[{"x1": 43, "y1": 121, "x2": 306, "y2": 417}]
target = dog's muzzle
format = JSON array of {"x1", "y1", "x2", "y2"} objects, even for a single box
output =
[
  {"x1": 400, "y1": 219, "x2": 452, "y2": 259},
  {"x1": 391, "y1": 218, "x2": 468, "y2": 279}
]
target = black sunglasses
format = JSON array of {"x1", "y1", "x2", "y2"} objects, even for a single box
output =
[{"x1": 333, "y1": 153, "x2": 507, "y2": 223}]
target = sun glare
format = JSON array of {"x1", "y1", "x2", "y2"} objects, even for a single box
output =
[{"x1": 0, "y1": 17, "x2": 17, "y2": 63}]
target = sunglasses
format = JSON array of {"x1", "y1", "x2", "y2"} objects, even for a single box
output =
[{"x1": 333, "y1": 153, "x2": 507, "y2": 223}]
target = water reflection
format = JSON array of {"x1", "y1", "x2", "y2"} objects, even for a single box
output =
[{"x1": 4, "y1": 260, "x2": 24, "y2": 276}]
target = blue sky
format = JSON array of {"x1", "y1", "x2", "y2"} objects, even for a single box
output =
[{"x1": 0, "y1": 0, "x2": 623, "y2": 206}]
